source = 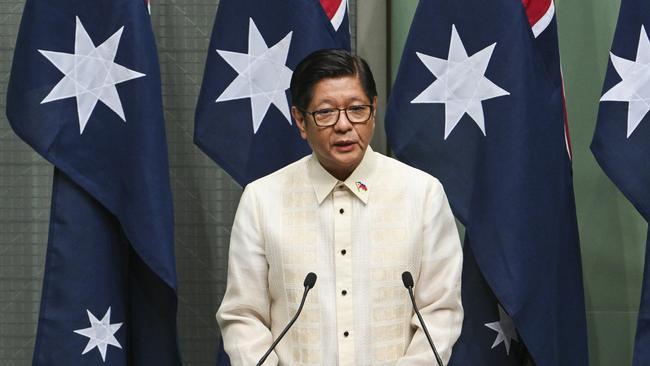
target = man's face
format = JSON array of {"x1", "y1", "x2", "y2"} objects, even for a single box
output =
[{"x1": 292, "y1": 76, "x2": 376, "y2": 180}]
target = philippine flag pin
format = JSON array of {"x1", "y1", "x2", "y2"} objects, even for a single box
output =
[{"x1": 355, "y1": 181, "x2": 367, "y2": 192}]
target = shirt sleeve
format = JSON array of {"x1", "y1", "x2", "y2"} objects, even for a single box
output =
[
  {"x1": 216, "y1": 185, "x2": 277, "y2": 366},
  {"x1": 396, "y1": 179, "x2": 464, "y2": 365}
]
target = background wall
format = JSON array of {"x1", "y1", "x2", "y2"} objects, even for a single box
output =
[{"x1": 0, "y1": 0, "x2": 645, "y2": 365}]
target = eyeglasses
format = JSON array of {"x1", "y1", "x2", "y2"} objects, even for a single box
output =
[{"x1": 302, "y1": 104, "x2": 374, "y2": 127}]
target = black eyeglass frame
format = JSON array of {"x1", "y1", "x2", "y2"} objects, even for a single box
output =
[{"x1": 300, "y1": 104, "x2": 375, "y2": 127}]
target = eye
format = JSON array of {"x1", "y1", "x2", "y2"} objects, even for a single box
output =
[
  {"x1": 346, "y1": 105, "x2": 371, "y2": 119},
  {"x1": 314, "y1": 108, "x2": 337, "y2": 118},
  {"x1": 347, "y1": 105, "x2": 367, "y2": 113}
]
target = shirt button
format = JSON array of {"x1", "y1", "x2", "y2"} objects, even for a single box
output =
[
  {"x1": 343, "y1": 331, "x2": 349, "y2": 337},
  {"x1": 339, "y1": 208, "x2": 344, "y2": 214},
  {"x1": 341, "y1": 290, "x2": 347, "y2": 296},
  {"x1": 341, "y1": 249, "x2": 347, "y2": 255}
]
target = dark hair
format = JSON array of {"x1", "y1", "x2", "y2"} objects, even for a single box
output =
[{"x1": 290, "y1": 49, "x2": 377, "y2": 112}]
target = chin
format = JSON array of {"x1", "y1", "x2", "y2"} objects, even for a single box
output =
[{"x1": 334, "y1": 155, "x2": 361, "y2": 168}]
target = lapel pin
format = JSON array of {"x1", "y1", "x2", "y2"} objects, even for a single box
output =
[{"x1": 355, "y1": 181, "x2": 367, "y2": 192}]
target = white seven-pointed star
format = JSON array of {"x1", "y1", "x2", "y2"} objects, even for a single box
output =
[
  {"x1": 215, "y1": 18, "x2": 293, "y2": 134},
  {"x1": 73, "y1": 307, "x2": 123, "y2": 362},
  {"x1": 411, "y1": 25, "x2": 509, "y2": 139},
  {"x1": 484, "y1": 304, "x2": 519, "y2": 355},
  {"x1": 601, "y1": 25, "x2": 650, "y2": 138},
  {"x1": 39, "y1": 17, "x2": 145, "y2": 134}
]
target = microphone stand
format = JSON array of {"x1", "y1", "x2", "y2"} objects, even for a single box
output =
[
  {"x1": 405, "y1": 285, "x2": 444, "y2": 366},
  {"x1": 403, "y1": 271, "x2": 444, "y2": 366},
  {"x1": 257, "y1": 273, "x2": 316, "y2": 366}
]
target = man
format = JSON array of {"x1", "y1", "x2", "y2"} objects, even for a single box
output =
[{"x1": 217, "y1": 49, "x2": 463, "y2": 365}]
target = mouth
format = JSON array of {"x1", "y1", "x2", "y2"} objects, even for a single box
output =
[{"x1": 333, "y1": 140, "x2": 357, "y2": 152}]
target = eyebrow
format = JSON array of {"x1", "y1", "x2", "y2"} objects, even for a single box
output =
[{"x1": 312, "y1": 96, "x2": 369, "y2": 108}]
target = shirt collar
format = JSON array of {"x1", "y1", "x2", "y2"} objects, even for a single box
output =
[{"x1": 307, "y1": 146, "x2": 376, "y2": 205}]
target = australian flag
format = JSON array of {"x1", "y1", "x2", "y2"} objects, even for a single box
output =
[
  {"x1": 386, "y1": 0, "x2": 588, "y2": 364},
  {"x1": 6, "y1": 0, "x2": 181, "y2": 364},
  {"x1": 592, "y1": 1, "x2": 650, "y2": 364},
  {"x1": 194, "y1": 0, "x2": 350, "y2": 187}
]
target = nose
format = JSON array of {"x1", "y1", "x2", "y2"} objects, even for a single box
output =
[{"x1": 333, "y1": 110, "x2": 353, "y2": 132}]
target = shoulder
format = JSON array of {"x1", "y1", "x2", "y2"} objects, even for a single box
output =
[
  {"x1": 373, "y1": 151, "x2": 443, "y2": 191},
  {"x1": 245, "y1": 154, "x2": 311, "y2": 196},
  {"x1": 371, "y1": 151, "x2": 448, "y2": 207}
]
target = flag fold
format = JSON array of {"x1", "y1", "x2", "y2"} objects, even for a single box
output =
[
  {"x1": 592, "y1": 1, "x2": 650, "y2": 364},
  {"x1": 386, "y1": 0, "x2": 588, "y2": 364},
  {"x1": 194, "y1": 0, "x2": 350, "y2": 186},
  {"x1": 6, "y1": 0, "x2": 181, "y2": 364}
]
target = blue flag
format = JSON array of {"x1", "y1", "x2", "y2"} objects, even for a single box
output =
[
  {"x1": 592, "y1": 1, "x2": 650, "y2": 364},
  {"x1": 194, "y1": 0, "x2": 350, "y2": 187},
  {"x1": 6, "y1": 0, "x2": 181, "y2": 364},
  {"x1": 386, "y1": 0, "x2": 588, "y2": 364}
]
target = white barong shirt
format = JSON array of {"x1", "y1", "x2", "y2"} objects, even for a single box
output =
[{"x1": 217, "y1": 147, "x2": 463, "y2": 365}]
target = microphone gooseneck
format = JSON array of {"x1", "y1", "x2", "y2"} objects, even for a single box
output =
[
  {"x1": 402, "y1": 271, "x2": 444, "y2": 366},
  {"x1": 257, "y1": 272, "x2": 317, "y2": 366}
]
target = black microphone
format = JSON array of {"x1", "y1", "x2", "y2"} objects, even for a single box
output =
[
  {"x1": 402, "y1": 271, "x2": 444, "y2": 366},
  {"x1": 257, "y1": 272, "x2": 317, "y2": 366}
]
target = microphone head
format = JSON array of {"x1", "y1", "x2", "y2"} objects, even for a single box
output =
[
  {"x1": 402, "y1": 271, "x2": 414, "y2": 288},
  {"x1": 304, "y1": 272, "x2": 317, "y2": 289}
]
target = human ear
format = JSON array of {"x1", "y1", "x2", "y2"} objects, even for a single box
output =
[
  {"x1": 291, "y1": 106, "x2": 308, "y2": 140},
  {"x1": 372, "y1": 96, "x2": 378, "y2": 117}
]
